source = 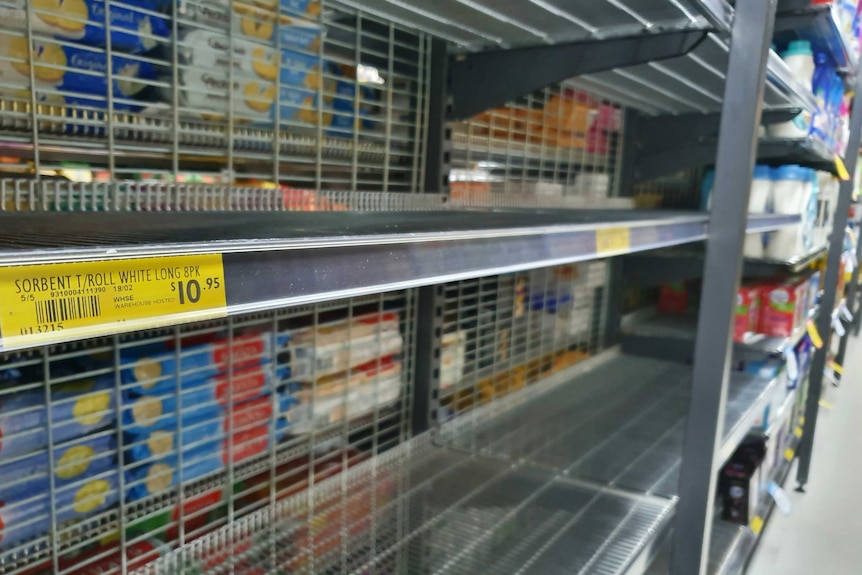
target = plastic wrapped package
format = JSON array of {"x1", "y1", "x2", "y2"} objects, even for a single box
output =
[
  {"x1": 0, "y1": 33, "x2": 154, "y2": 107},
  {"x1": 0, "y1": 469, "x2": 118, "y2": 548},
  {"x1": 124, "y1": 388, "x2": 291, "y2": 461},
  {"x1": 0, "y1": 376, "x2": 116, "y2": 459},
  {"x1": 0, "y1": 0, "x2": 169, "y2": 53},
  {"x1": 120, "y1": 331, "x2": 288, "y2": 396},
  {"x1": 176, "y1": 0, "x2": 321, "y2": 49},
  {"x1": 287, "y1": 312, "x2": 402, "y2": 381},
  {"x1": 287, "y1": 357, "x2": 402, "y2": 433},
  {"x1": 125, "y1": 401, "x2": 293, "y2": 501},
  {"x1": 0, "y1": 433, "x2": 116, "y2": 504}
]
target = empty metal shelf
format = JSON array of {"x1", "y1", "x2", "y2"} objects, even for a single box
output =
[
  {"x1": 334, "y1": 0, "x2": 730, "y2": 49},
  {"x1": 440, "y1": 352, "x2": 782, "y2": 498}
]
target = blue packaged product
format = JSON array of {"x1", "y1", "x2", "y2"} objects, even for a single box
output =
[
  {"x1": 125, "y1": 414, "x2": 290, "y2": 501},
  {"x1": 120, "y1": 331, "x2": 288, "y2": 396},
  {"x1": 0, "y1": 433, "x2": 116, "y2": 504},
  {"x1": 0, "y1": 34, "x2": 154, "y2": 109},
  {"x1": 0, "y1": 469, "x2": 118, "y2": 548},
  {"x1": 809, "y1": 53, "x2": 831, "y2": 142},
  {"x1": 0, "y1": 376, "x2": 116, "y2": 460},
  {"x1": 0, "y1": 0, "x2": 169, "y2": 54},
  {"x1": 700, "y1": 170, "x2": 715, "y2": 211},
  {"x1": 280, "y1": 0, "x2": 320, "y2": 17},
  {"x1": 123, "y1": 369, "x2": 290, "y2": 448}
]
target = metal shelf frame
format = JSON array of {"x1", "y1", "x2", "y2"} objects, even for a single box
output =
[{"x1": 0, "y1": 0, "x2": 860, "y2": 574}]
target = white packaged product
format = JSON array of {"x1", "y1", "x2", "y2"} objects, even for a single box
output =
[
  {"x1": 767, "y1": 111, "x2": 811, "y2": 139},
  {"x1": 771, "y1": 165, "x2": 809, "y2": 215},
  {"x1": 287, "y1": 358, "x2": 402, "y2": 432},
  {"x1": 765, "y1": 225, "x2": 806, "y2": 259},
  {"x1": 781, "y1": 40, "x2": 815, "y2": 87},
  {"x1": 288, "y1": 312, "x2": 403, "y2": 381},
  {"x1": 748, "y1": 165, "x2": 772, "y2": 213},
  {"x1": 744, "y1": 232, "x2": 765, "y2": 258},
  {"x1": 439, "y1": 331, "x2": 466, "y2": 390}
]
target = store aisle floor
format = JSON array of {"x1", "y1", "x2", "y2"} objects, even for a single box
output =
[{"x1": 747, "y1": 335, "x2": 862, "y2": 574}]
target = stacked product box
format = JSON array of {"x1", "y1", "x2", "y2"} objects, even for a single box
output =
[
  {"x1": 0, "y1": 360, "x2": 120, "y2": 548},
  {"x1": 284, "y1": 312, "x2": 403, "y2": 433},
  {"x1": 119, "y1": 331, "x2": 295, "y2": 501},
  {"x1": 0, "y1": 0, "x2": 167, "y2": 111},
  {"x1": 734, "y1": 284, "x2": 761, "y2": 342},
  {"x1": 164, "y1": 0, "x2": 375, "y2": 133}
]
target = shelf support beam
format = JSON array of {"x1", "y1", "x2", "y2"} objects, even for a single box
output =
[
  {"x1": 671, "y1": 1, "x2": 777, "y2": 573},
  {"x1": 448, "y1": 30, "x2": 707, "y2": 120},
  {"x1": 796, "y1": 70, "x2": 862, "y2": 489}
]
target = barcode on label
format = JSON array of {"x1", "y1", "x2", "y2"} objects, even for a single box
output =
[{"x1": 34, "y1": 296, "x2": 102, "y2": 324}]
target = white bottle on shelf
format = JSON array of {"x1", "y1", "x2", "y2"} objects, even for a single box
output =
[{"x1": 781, "y1": 40, "x2": 816, "y2": 88}]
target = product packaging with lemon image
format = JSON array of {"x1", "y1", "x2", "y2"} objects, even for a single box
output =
[
  {"x1": 0, "y1": 33, "x2": 155, "y2": 110},
  {"x1": 178, "y1": 0, "x2": 321, "y2": 43},
  {"x1": 0, "y1": 375, "x2": 115, "y2": 460},
  {"x1": 0, "y1": 0, "x2": 169, "y2": 53},
  {"x1": 0, "y1": 469, "x2": 118, "y2": 549},
  {"x1": 121, "y1": 364, "x2": 290, "y2": 460},
  {"x1": 124, "y1": 393, "x2": 296, "y2": 500},
  {"x1": 119, "y1": 331, "x2": 290, "y2": 397},
  {"x1": 0, "y1": 433, "x2": 115, "y2": 506}
]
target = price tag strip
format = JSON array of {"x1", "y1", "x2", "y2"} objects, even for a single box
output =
[
  {"x1": 0, "y1": 255, "x2": 227, "y2": 348},
  {"x1": 595, "y1": 227, "x2": 631, "y2": 254},
  {"x1": 807, "y1": 319, "x2": 824, "y2": 349}
]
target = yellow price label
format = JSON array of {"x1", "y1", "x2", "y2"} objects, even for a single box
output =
[
  {"x1": 794, "y1": 427, "x2": 803, "y2": 438},
  {"x1": 0, "y1": 255, "x2": 227, "y2": 348},
  {"x1": 835, "y1": 154, "x2": 851, "y2": 181},
  {"x1": 819, "y1": 399, "x2": 834, "y2": 410},
  {"x1": 595, "y1": 227, "x2": 631, "y2": 254},
  {"x1": 750, "y1": 515, "x2": 764, "y2": 535},
  {"x1": 807, "y1": 320, "x2": 823, "y2": 349},
  {"x1": 799, "y1": 416, "x2": 805, "y2": 425},
  {"x1": 784, "y1": 448, "x2": 795, "y2": 461},
  {"x1": 829, "y1": 361, "x2": 844, "y2": 375}
]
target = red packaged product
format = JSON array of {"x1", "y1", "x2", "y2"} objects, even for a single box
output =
[
  {"x1": 734, "y1": 285, "x2": 761, "y2": 341},
  {"x1": 759, "y1": 277, "x2": 809, "y2": 338},
  {"x1": 658, "y1": 283, "x2": 688, "y2": 315}
]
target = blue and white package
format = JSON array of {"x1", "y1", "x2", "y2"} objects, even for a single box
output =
[
  {"x1": 177, "y1": 0, "x2": 321, "y2": 50},
  {"x1": 0, "y1": 34, "x2": 155, "y2": 109},
  {"x1": 0, "y1": 469, "x2": 118, "y2": 549},
  {"x1": 0, "y1": 377, "x2": 116, "y2": 460},
  {"x1": 0, "y1": 0, "x2": 169, "y2": 54},
  {"x1": 120, "y1": 331, "x2": 288, "y2": 396},
  {"x1": 0, "y1": 433, "x2": 116, "y2": 504},
  {"x1": 125, "y1": 416, "x2": 290, "y2": 501}
]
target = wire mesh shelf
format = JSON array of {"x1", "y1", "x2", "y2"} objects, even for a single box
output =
[
  {"x1": 0, "y1": 290, "x2": 417, "y2": 575},
  {"x1": 134, "y1": 430, "x2": 677, "y2": 575}
]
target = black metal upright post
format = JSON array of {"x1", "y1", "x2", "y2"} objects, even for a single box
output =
[
  {"x1": 796, "y1": 71, "x2": 862, "y2": 489},
  {"x1": 836, "y1": 213, "x2": 862, "y2": 363},
  {"x1": 670, "y1": 1, "x2": 777, "y2": 574},
  {"x1": 424, "y1": 38, "x2": 450, "y2": 195}
]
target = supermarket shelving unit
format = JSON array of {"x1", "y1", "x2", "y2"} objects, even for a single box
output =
[{"x1": 0, "y1": 1, "x2": 860, "y2": 575}]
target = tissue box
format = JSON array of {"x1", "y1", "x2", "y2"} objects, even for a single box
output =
[
  {"x1": 0, "y1": 376, "x2": 116, "y2": 460},
  {"x1": 0, "y1": 34, "x2": 154, "y2": 106},
  {"x1": 120, "y1": 332, "x2": 287, "y2": 396},
  {"x1": 0, "y1": 0, "x2": 169, "y2": 54}
]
